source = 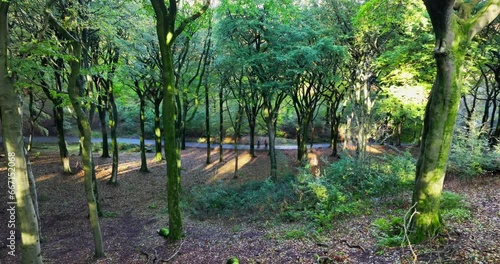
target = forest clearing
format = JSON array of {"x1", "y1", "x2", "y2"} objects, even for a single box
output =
[{"x1": 1, "y1": 143, "x2": 499, "y2": 263}]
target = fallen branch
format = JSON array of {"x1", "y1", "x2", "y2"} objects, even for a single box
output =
[{"x1": 403, "y1": 202, "x2": 418, "y2": 264}]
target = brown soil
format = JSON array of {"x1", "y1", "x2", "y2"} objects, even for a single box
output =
[{"x1": 0, "y1": 145, "x2": 498, "y2": 263}]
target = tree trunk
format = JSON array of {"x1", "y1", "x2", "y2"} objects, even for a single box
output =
[
  {"x1": 330, "y1": 103, "x2": 341, "y2": 158},
  {"x1": 266, "y1": 117, "x2": 278, "y2": 181},
  {"x1": 27, "y1": 90, "x2": 35, "y2": 152},
  {"x1": 162, "y1": 46, "x2": 183, "y2": 240},
  {"x1": 42, "y1": 58, "x2": 72, "y2": 174},
  {"x1": 55, "y1": 106, "x2": 72, "y2": 173},
  {"x1": 67, "y1": 41, "x2": 105, "y2": 257},
  {"x1": 139, "y1": 95, "x2": 150, "y2": 172},
  {"x1": 411, "y1": 0, "x2": 500, "y2": 243},
  {"x1": 248, "y1": 117, "x2": 256, "y2": 158},
  {"x1": 107, "y1": 81, "x2": 119, "y2": 185},
  {"x1": 219, "y1": 85, "x2": 224, "y2": 163},
  {"x1": 97, "y1": 102, "x2": 110, "y2": 158},
  {"x1": 205, "y1": 74, "x2": 211, "y2": 164},
  {"x1": 154, "y1": 100, "x2": 163, "y2": 161},
  {"x1": 1, "y1": 5, "x2": 43, "y2": 263}
]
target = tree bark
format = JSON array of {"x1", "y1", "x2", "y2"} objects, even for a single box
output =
[{"x1": 1, "y1": 4, "x2": 43, "y2": 263}]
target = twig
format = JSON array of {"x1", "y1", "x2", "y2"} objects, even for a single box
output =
[
  {"x1": 340, "y1": 239, "x2": 366, "y2": 252},
  {"x1": 163, "y1": 240, "x2": 186, "y2": 263},
  {"x1": 403, "y1": 202, "x2": 418, "y2": 264}
]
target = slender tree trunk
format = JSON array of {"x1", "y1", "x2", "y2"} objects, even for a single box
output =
[
  {"x1": 151, "y1": 0, "x2": 209, "y2": 240},
  {"x1": 139, "y1": 95, "x2": 150, "y2": 172},
  {"x1": 219, "y1": 85, "x2": 224, "y2": 163},
  {"x1": 27, "y1": 90, "x2": 35, "y2": 152},
  {"x1": 107, "y1": 81, "x2": 119, "y2": 185},
  {"x1": 205, "y1": 75, "x2": 211, "y2": 164},
  {"x1": 162, "y1": 46, "x2": 183, "y2": 240},
  {"x1": 330, "y1": 116, "x2": 340, "y2": 158},
  {"x1": 248, "y1": 117, "x2": 256, "y2": 158},
  {"x1": 1, "y1": 5, "x2": 43, "y2": 263},
  {"x1": 154, "y1": 100, "x2": 163, "y2": 161},
  {"x1": 67, "y1": 40, "x2": 105, "y2": 257},
  {"x1": 55, "y1": 106, "x2": 72, "y2": 173},
  {"x1": 42, "y1": 58, "x2": 72, "y2": 173},
  {"x1": 97, "y1": 103, "x2": 110, "y2": 158},
  {"x1": 266, "y1": 117, "x2": 278, "y2": 181}
]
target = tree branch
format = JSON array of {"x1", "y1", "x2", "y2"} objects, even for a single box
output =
[
  {"x1": 174, "y1": 0, "x2": 210, "y2": 37},
  {"x1": 467, "y1": 0, "x2": 500, "y2": 40},
  {"x1": 46, "y1": 13, "x2": 78, "y2": 42}
]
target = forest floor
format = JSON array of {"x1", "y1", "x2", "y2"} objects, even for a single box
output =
[{"x1": 0, "y1": 143, "x2": 499, "y2": 263}]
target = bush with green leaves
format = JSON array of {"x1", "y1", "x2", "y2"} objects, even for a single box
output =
[
  {"x1": 185, "y1": 175, "x2": 297, "y2": 219},
  {"x1": 292, "y1": 153, "x2": 415, "y2": 228},
  {"x1": 448, "y1": 126, "x2": 500, "y2": 178}
]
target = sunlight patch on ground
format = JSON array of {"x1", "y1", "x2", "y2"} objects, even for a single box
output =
[
  {"x1": 36, "y1": 173, "x2": 58, "y2": 183},
  {"x1": 208, "y1": 152, "x2": 253, "y2": 183},
  {"x1": 367, "y1": 145, "x2": 383, "y2": 154},
  {"x1": 307, "y1": 152, "x2": 320, "y2": 177}
]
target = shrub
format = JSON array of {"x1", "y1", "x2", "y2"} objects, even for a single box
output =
[
  {"x1": 440, "y1": 191, "x2": 471, "y2": 222},
  {"x1": 448, "y1": 126, "x2": 500, "y2": 178},
  {"x1": 372, "y1": 216, "x2": 405, "y2": 247},
  {"x1": 291, "y1": 153, "x2": 415, "y2": 228},
  {"x1": 185, "y1": 175, "x2": 297, "y2": 219}
]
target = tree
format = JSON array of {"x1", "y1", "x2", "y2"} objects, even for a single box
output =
[
  {"x1": 411, "y1": 0, "x2": 500, "y2": 242},
  {"x1": 0, "y1": 3, "x2": 43, "y2": 263},
  {"x1": 150, "y1": 0, "x2": 209, "y2": 240},
  {"x1": 45, "y1": 0, "x2": 104, "y2": 255}
]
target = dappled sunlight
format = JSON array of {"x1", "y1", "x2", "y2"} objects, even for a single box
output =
[
  {"x1": 35, "y1": 173, "x2": 58, "y2": 183},
  {"x1": 366, "y1": 145, "x2": 383, "y2": 154},
  {"x1": 207, "y1": 152, "x2": 254, "y2": 183},
  {"x1": 307, "y1": 151, "x2": 320, "y2": 177}
]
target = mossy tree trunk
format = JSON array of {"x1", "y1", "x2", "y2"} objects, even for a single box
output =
[
  {"x1": 150, "y1": 0, "x2": 209, "y2": 241},
  {"x1": 1, "y1": 4, "x2": 43, "y2": 263},
  {"x1": 97, "y1": 92, "x2": 110, "y2": 158},
  {"x1": 153, "y1": 98, "x2": 163, "y2": 161},
  {"x1": 41, "y1": 58, "x2": 72, "y2": 174},
  {"x1": 107, "y1": 79, "x2": 119, "y2": 185},
  {"x1": 46, "y1": 10, "x2": 105, "y2": 256},
  {"x1": 412, "y1": 0, "x2": 500, "y2": 243},
  {"x1": 134, "y1": 80, "x2": 150, "y2": 173}
]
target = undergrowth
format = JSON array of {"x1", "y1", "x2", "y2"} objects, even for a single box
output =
[
  {"x1": 185, "y1": 174, "x2": 297, "y2": 220},
  {"x1": 448, "y1": 125, "x2": 500, "y2": 178},
  {"x1": 372, "y1": 191, "x2": 471, "y2": 248},
  {"x1": 186, "y1": 152, "x2": 416, "y2": 233}
]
